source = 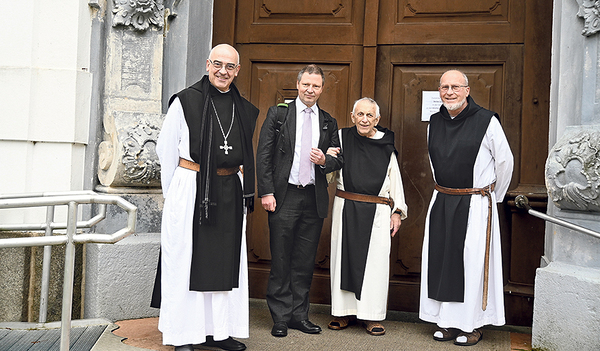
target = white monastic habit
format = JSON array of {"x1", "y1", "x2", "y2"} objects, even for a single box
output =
[
  {"x1": 330, "y1": 130, "x2": 408, "y2": 321},
  {"x1": 156, "y1": 98, "x2": 249, "y2": 346},
  {"x1": 419, "y1": 117, "x2": 513, "y2": 333}
]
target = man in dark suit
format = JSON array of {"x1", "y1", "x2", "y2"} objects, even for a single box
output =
[{"x1": 256, "y1": 64, "x2": 344, "y2": 338}]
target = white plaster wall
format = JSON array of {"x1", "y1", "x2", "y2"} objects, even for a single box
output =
[{"x1": 0, "y1": 0, "x2": 92, "y2": 222}]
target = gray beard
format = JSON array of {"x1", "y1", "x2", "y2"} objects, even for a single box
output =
[{"x1": 443, "y1": 98, "x2": 466, "y2": 112}]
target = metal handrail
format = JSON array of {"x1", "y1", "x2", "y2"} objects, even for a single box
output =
[
  {"x1": 0, "y1": 191, "x2": 107, "y2": 323},
  {"x1": 515, "y1": 195, "x2": 600, "y2": 239},
  {"x1": 0, "y1": 191, "x2": 137, "y2": 351}
]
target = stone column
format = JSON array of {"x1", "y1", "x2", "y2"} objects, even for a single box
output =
[
  {"x1": 86, "y1": 0, "x2": 166, "y2": 321},
  {"x1": 532, "y1": 1, "x2": 600, "y2": 349}
]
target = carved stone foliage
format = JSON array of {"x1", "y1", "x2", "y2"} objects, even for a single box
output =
[
  {"x1": 98, "y1": 112, "x2": 163, "y2": 188},
  {"x1": 113, "y1": 0, "x2": 164, "y2": 31},
  {"x1": 577, "y1": 0, "x2": 600, "y2": 37},
  {"x1": 546, "y1": 127, "x2": 600, "y2": 212},
  {"x1": 122, "y1": 121, "x2": 161, "y2": 185}
]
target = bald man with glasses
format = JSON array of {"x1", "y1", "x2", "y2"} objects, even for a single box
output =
[{"x1": 151, "y1": 44, "x2": 258, "y2": 351}]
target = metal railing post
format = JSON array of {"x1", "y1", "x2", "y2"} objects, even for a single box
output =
[
  {"x1": 60, "y1": 201, "x2": 77, "y2": 351},
  {"x1": 39, "y1": 205, "x2": 54, "y2": 323}
]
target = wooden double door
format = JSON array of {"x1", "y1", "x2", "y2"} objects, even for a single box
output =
[{"x1": 214, "y1": 0, "x2": 552, "y2": 326}]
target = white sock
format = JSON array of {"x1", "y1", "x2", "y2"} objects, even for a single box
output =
[{"x1": 455, "y1": 335, "x2": 467, "y2": 343}]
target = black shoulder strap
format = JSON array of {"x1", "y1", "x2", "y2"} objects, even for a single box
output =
[
  {"x1": 274, "y1": 103, "x2": 288, "y2": 135},
  {"x1": 273, "y1": 103, "x2": 289, "y2": 151}
]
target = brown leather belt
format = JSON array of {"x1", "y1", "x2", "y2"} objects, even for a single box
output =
[
  {"x1": 435, "y1": 183, "x2": 495, "y2": 196},
  {"x1": 217, "y1": 167, "x2": 240, "y2": 176},
  {"x1": 178, "y1": 158, "x2": 240, "y2": 176},
  {"x1": 335, "y1": 189, "x2": 394, "y2": 209},
  {"x1": 434, "y1": 182, "x2": 495, "y2": 311},
  {"x1": 179, "y1": 158, "x2": 200, "y2": 172}
]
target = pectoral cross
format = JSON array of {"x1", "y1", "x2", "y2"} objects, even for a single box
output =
[{"x1": 220, "y1": 140, "x2": 233, "y2": 155}]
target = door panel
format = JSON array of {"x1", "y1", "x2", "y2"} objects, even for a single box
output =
[
  {"x1": 378, "y1": 0, "x2": 525, "y2": 44},
  {"x1": 236, "y1": 0, "x2": 365, "y2": 45}
]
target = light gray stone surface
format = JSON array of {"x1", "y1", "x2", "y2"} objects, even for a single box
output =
[
  {"x1": 532, "y1": 262, "x2": 600, "y2": 350},
  {"x1": 533, "y1": 1, "x2": 600, "y2": 350},
  {"x1": 84, "y1": 232, "x2": 161, "y2": 321}
]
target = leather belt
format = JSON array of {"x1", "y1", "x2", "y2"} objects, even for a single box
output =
[
  {"x1": 217, "y1": 167, "x2": 240, "y2": 176},
  {"x1": 434, "y1": 182, "x2": 495, "y2": 311},
  {"x1": 289, "y1": 183, "x2": 314, "y2": 189},
  {"x1": 179, "y1": 158, "x2": 200, "y2": 172},
  {"x1": 335, "y1": 189, "x2": 394, "y2": 209},
  {"x1": 178, "y1": 158, "x2": 240, "y2": 176},
  {"x1": 434, "y1": 183, "x2": 495, "y2": 196}
]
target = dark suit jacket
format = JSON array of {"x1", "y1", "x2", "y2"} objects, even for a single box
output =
[{"x1": 256, "y1": 100, "x2": 343, "y2": 218}]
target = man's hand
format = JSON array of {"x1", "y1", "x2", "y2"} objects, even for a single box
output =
[
  {"x1": 326, "y1": 147, "x2": 341, "y2": 157},
  {"x1": 390, "y1": 212, "x2": 402, "y2": 237},
  {"x1": 310, "y1": 147, "x2": 327, "y2": 165},
  {"x1": 261, "y1": 195, "x2": 276, "y2": 212}
]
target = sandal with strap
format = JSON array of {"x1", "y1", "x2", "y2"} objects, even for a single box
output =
[
  {"x1": 328, "y1": 315, "x2": 357, "y2": 330},
  {"x1": 362, "y1": 320, "x2": 385, "y2": 336},
  {"x1": 433, "y1": 327, "x2": 461, "y2": 341},
  {"x1": 454, "y1": 329, "x2": 483, "y2": 346}
]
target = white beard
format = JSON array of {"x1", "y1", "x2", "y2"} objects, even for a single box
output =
[{"x1": 443, "y1": 98, "x2": 466, "y2": 112}]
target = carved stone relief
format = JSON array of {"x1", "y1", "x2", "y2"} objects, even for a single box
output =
[
  {"x1": 98, "y1": 112, "x2": 163, "y2": 188},
  {"x1": 97, "y1": 2, "x2": 164, "y2": 189},
  {"x1": 546, "y1": 126, "x2": 600, "y2": 212},
  {"x1": 577, "y1": 0, "x2": 600, "y2": 36},
  {"x1": 113, "y1": 0, "x2": 165, "y2": 31}
]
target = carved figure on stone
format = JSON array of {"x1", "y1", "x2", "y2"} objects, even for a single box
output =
[
  {"x1": 546, "y1": 130, "x2": 600, "y2": 211},
  {"x1": 113, "y1": 0, "x2": 165, "y2": 31}
]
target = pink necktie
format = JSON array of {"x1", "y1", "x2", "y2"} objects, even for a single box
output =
[{"x1": 299, "y1": 107, "x2": 313, "y2": 186}]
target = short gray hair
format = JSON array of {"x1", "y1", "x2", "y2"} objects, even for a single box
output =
[{"x1": 352, "y1": 97, "x2": 380, "y2": 118}]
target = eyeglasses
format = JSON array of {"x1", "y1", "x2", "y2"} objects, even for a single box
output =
[
  {"x1": 209, "y1": 59, "x2": 238, "y2": 72},
  {"x1": 439, "y1": 85, "x2": 468, "y2": 93}
]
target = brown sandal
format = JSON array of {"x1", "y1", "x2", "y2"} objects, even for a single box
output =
[
  {"x1": 454, "y1": 329, "x2": 483, "y2": 346},
  {"x1": 328, "y1": 315, "x2": 357, "y2": 330},
  {"x1": 433, "y1": 327, "x2": 461, "y2": 341},
  {"x1": 362, "y1": 320, "x2": 385, "y2": 336}
]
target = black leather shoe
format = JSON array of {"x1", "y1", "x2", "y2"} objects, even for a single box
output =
[
  {"x1": 271, "y1": 322, "x2": 288, "y2": 337},
  {"x1": 200, "y1": 336, "x2": 246, "y2": 351},
  {"x1": 288, "y1": 319, "x2": 322, "y2": 334},
  {"x1": 174, "y1": 345, "x2": 194, "y2": 351}
]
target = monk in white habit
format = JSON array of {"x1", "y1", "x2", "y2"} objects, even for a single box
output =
[
  {"x1": 420, "y1": 70, "x2": 513, "y2": 346},
  {"x1": 151, "y1": 44, "x2": 258, "y2": 351}
]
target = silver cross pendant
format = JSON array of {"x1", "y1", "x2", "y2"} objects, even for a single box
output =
[{"x1": 220, "y1": 140, "x2": 233, "y2": 155}]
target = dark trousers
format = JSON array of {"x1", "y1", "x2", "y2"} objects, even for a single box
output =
[{"x1": 266, "y1": 184, "x2": 324, "y2": 323}]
